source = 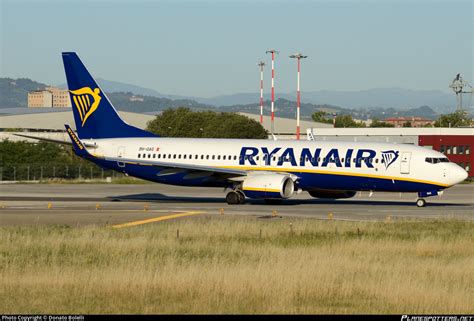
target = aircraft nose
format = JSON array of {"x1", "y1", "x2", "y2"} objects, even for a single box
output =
[{"x1": 452, "y1": 164, "x2": 468, "y2": 185}]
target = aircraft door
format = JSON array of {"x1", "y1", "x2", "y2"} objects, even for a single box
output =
[
  {"x1": 400, "y1": 152, "x2": 411, "y2": 174},
  {"x1": 117, "y1": 146, "x2": 126, "y2": 168}
]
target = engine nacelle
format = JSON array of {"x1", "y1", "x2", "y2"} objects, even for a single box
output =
[
  {"x1": 308, "y1": 189, "x2": 357, "y2": 199},
  {"x1": 242, "y1": 174, "x2": 295, "y2": 199}
]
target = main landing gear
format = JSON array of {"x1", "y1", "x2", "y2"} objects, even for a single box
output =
[{"x1": 226, "y1": 190, "x2": 245, "y2": 205}]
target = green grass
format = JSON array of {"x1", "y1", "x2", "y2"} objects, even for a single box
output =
[{"x1": 0, "y1": 216, "x2": 472, "y2": 314}]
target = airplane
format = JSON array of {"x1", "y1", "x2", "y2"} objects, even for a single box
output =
[{"x1": 20, "y1": 52, "x2": 468, "y2": 207}]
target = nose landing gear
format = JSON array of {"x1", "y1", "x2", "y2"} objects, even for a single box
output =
[{"x1": 416, "y1": 198, "x2": 426, "y2": 207}]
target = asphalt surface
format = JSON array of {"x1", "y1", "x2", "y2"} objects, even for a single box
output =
[{"x1": 0, "y1": 183, "x2": 473, "y2": 226}]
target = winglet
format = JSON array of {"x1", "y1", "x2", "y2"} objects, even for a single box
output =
[{"x1": 65, "y1": 124, "x2": 90, "y2": 157}]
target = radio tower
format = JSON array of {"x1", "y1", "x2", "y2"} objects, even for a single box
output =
[
  {"x1": 257, "y1": 61, "x2": 265, "y2": 124},
  {"x1": 449, "y1": 73, "x2": 473, "y2": 110},
  {"x1": 290, "y1": 53, "x2": 308, "y2": 140},
  {"x1": 266, "y1": 49, "x2": 279, "y2": 135}
]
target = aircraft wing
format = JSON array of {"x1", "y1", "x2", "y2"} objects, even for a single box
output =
[{"x1": 104, "y1": 156, "x2": 248, "y2": 178}]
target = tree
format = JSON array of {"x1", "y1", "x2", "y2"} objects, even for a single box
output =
[
  {"x1": 370, "y1": 118, "x2": 395, "y2": 128},
  {"x1": 402, "y1": 121, "x2": 412, "y2": 128},
  {"x1": 146, "y1": 107, "x2": 268, "y2": 139},
  {"x1": 334, "y1": 114, "x2": 366, "y2": 128},
  {"x1": 434, "y1": 110, "x2": 472, "y2": 128},
  {"x1": 311, "y1": 111, "x2": 332, "y2": 124}
]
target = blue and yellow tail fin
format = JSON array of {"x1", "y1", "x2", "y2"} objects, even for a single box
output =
[{"x1": 62, "y1": 52, "x2": 156, "y2": 139}]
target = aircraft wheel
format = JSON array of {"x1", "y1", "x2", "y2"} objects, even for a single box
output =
[
  {"x1": 416, "y1": 198, "x2": 426, "y2": 207},
  {"x1": 236, "y1": 191, "x2": 246, "y2": 204},
  {"x1": 226, "y1": 191, "x2": 241, "y2": 205}
]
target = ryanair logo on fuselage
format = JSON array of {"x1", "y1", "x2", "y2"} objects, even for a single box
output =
[
  {"x1": 239, "y1": 147, "x2": 400, "y2": 170},
  {"x1": 70, "y1": 87, "x2": 102, "y2": 126},
  {"x1": 381, "y1": 150, "x2": 399, "y2": 169}
]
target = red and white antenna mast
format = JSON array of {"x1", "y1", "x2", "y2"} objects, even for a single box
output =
[
  {"x1": 257, "y1": 61, "x2": 265, "y2": 124},
  {"x1": 266, "y1": 49, "x2": 279, "y2": 135},
  {"x1": 290, "y1": 53, "x2": 308, "y2": 140}
]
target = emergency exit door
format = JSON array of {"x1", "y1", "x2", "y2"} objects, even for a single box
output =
[{"x1": 117, "y1": 146, "x2": 125, "y2": 168}]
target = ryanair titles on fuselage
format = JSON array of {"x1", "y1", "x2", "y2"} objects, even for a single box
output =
[{"x1": 239, "y1": 147, "x2": 399, "y2": 169}]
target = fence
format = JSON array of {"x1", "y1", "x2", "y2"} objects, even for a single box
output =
[{"x1": 0, "y1": 164, "x2": 124, "y2": 182}]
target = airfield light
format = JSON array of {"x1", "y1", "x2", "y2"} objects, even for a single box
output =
[
  {"x1": 266, "y1": 49, "x2": 279, "y2": 135},
  {"x1": 257, "y1": 61, "x2": 266, "y2": 124},
  {"x1": 289, "y1": 53, "x2": 308, "y2": 140}
]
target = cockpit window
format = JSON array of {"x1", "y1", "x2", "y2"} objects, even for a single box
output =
[{"x1": 425, "y1": 157, "x2": 449, "y2": 164}]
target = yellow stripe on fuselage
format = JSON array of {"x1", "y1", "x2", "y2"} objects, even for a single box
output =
[
  {"x1": 242, "y1": 187, "x2": 281, "y2": 193},
  {"x1": 219, "y1": 165, "x2": 449, "y2": 188}
]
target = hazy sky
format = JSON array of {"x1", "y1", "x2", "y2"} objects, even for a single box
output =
[{"x1": 1, "y1": 0, "x2": 472, "y2": 97}]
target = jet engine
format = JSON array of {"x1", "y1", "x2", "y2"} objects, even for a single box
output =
[
  {"x1": 242, "y1": 174, "x2": 295, "y2": 199},
  {"x1": 308, "y1": 189, "x2": 357, "y2": 199}
]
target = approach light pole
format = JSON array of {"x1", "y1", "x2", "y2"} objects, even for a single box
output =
[
  {"x1": 257, "y1": 61, "x2": 266, "y2": 124},
  {"x1": 289, "y1": 53, "x2": 308, "y2": 140},
  {"x1": 266, "y1": 49, "x2": 279, "y2": 135}
]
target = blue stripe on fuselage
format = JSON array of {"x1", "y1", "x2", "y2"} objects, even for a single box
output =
[{"x1": 89, "y1": 158, "x2": 444, "y2": 192}]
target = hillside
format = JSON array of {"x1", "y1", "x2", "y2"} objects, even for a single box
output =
[
  {"x1": 219, "y1": 98, "x2": 439, "y2": 120},
  {"x1": 0, "y1": 77, "x2": 214, "y2": 113},
  {"x1": 0, "y1": 78, "x2": 49, "y2": 107},
  {"x1": 0, "y1": 77, "x2": 460, "y2": 119}
]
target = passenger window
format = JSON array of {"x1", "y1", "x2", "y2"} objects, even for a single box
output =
[
  {"x1": 183, "y1": 155, "x2": 187, "y2": 159},
  {"x1": 201, "y1": 155, "x2": 204, "y2": 159},
  {"x1": 138, "y1": 154, "x2": 141, "y2": 158},
  {"x1": 217, "y1": 155, "x2": 221, "y2": 160},
  {"x1": 148, "y1": 154, "x2": 151, "y2": 158},
  {"x1": 158, "y1": 154, "x2": 161, "y2": 159},
  {"x1": 153, "y1": 154, "x2": 156, "y2": 159},
  {"x1": 206, "y1": 155, "x2": 209, "y2": 160},
  {"x1": 212, "y1": 155, "x2": 215, "y2": 160},
  {"x1": 173, "y1": 154, "x2": 176, "y2": 159}
]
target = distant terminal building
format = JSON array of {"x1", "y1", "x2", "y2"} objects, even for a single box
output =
[
  {"x1": 28, "y1": 87, "x2": 71, "y2": 108},
  {"x1": 382, "y1": 116, "x2": 434, "y2": 128}
]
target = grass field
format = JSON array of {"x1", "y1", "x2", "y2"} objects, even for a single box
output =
[{"x1": 0, "y1": 216, "x2": 472, "y2": 314}]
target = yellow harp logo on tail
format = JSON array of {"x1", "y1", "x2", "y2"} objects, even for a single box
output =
[{"x1": 70, "y1": 87, "x2": 102, "y2": 126}]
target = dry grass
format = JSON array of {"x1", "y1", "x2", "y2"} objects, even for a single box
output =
[{"x1": 0, "y1": 216, "x2": 473, "y2": 314}]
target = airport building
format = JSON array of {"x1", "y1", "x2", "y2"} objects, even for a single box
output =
[
  {"x1": 27, "y1": 87, "x2": 71, "y2": 108},
  {"x1": 382, "y1": 116, "x2": 434, "y2": 127},
  {"x1": 27, "y1": 90, "x2": 53, "y2": 108}
]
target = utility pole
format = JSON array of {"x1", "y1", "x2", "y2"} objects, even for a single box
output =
[
  {"x1": 266, "y1": 49, "x2": 279, "y2": 135},
  {"x1": 257, "y1": 61, "x2": 265, "y2": 124},
  {"x1": 289, "y1": 53, "x2": 308, "y2": 140}
]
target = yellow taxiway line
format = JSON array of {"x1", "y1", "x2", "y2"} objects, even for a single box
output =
[{"x1": 111, "y1": 211, "x2": 205, "y2": 229}]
